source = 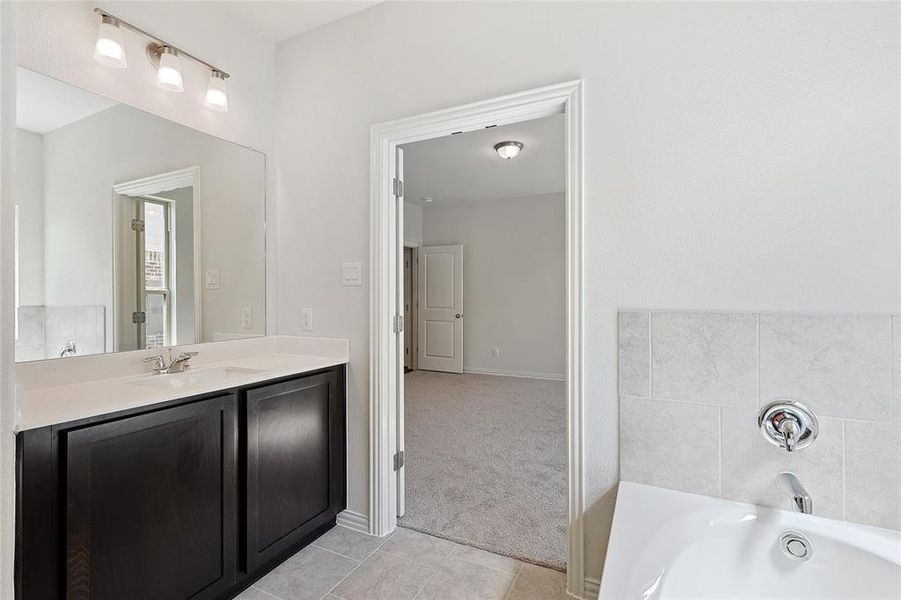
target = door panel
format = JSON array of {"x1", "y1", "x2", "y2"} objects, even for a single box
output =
[
  {"x1": 64, "y1": 396, "x2": 236, "y2": 600},
  {"x1": 418, "y1": 244, "x2": 464, "y2": 373},
  {"x1": 245, "y1": 372, "x2": 342, "y2": 570}
]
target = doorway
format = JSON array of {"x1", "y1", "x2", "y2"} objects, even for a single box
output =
[
  {"x1": 112, "y1": 167, "x2": 202, "y2": 352},
  {"x1": 369, "y1": 81, "x2": 585, "y2": 596}
]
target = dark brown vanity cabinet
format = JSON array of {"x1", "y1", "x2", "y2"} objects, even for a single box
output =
[
  {"x1": 245, "y1": 371, "x2": 346, "y2": 571},
  {"x1": 15, "y1": 365, "x2": 347, "y2": 600}
]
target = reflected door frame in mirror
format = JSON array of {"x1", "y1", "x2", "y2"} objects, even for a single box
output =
[{"x1": 111, "y1": 167, "x2": 202, "y2": 352}]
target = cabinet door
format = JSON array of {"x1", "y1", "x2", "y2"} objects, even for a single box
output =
[
  {"x1": 245, "y1": 370, "x2": 344, "y2": 570},
  {"x1": 64, "y1": 396, "x2": 236, "y2": 600}
]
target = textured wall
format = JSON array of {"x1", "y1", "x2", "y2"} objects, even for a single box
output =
[
  {"x1": 273, "y1": 1, "x2": 900, "y2": 580},
  {"x1": 619, "y1": 310, "x2": 900, "y2": 530}
]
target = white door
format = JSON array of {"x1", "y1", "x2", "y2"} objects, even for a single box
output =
[
  {"x1": 395, "y1": 147, "x2": 406, "y2": 517},
  {"x1": 417, "y1": 244, "x2": 464, "y2": 373}
]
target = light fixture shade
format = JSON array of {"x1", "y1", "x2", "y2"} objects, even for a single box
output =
[
  {"x1": 156, "y1": 47, "x2": 184, "y2": 93},
  {"x1": 204, "y1": 71, "x2": 229, "y2": 112},
  {"x1": 94, "y1": 17, "x2": 127, "y2": 68},
  {"x1": 494, "y1": 141, "x2": 524, "y2": 160}
]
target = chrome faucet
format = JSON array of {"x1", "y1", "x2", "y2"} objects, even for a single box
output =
[
  {"x1": 777, "y1": 472, "x2": 812, "y2": 515},
  {"x1": 143, "y1": 351, "x2": 199, "y2": 374}
]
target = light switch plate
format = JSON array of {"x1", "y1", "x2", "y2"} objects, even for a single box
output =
[
  {"x1": 205, "y1": 269, "x2": 221, "y2": 290},
  {"x1": 342, "y1": 261, "x2": 362, "y2": 286},
  {"x1": 241, "y1": 307, "x2": 252, "y2": 329}
]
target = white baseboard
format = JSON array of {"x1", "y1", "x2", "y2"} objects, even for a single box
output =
[
  {"x1": 462, "y1": 367, "x2": 565, "y2": 381},
  {"x1": 582, "y1": 577, "x2": 600, "y2": 599},
  {"x1": 336, "y1": 509, "x2": 370, "y2": 534}
]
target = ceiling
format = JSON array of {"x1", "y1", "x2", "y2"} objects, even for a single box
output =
[
  {"x1": 17, "y1": 67, "x2": 118, "y2": 135},
  {"x1": 222, "y1": 1, "x2": 381, "y2": 44},
  {"x1": 401, "y1": 114, "x2": 565, "y2": 206}
]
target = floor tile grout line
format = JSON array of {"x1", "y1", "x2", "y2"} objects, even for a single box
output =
[
  {"x1": 249, "y1": 586, "x2": 284, "y2": 600},
  {"x1": 411, "y1": 563, "x2": 443, "y2": 600},
  {"x1": 449, "y1": 544, "x2": 523, "y2": 576},
  {"x1": 502, "y1": 562, "x2": 525, "y2": 600},
  {"x1": 311, "y1": 543, "x2": 367, "y2": 564}
]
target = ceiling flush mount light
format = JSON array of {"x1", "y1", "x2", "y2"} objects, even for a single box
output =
[
  {"x1": 92, "y1": 7, "x2": 230, "y2": 111},
  {"x1": 204, "y1": 70, "x2": 229, "y2": 112},
  {"x1": 94, "y1": 15, "x2": 127, "y2": 68},
  {"x1": 153, "y1": 45, "x2": 184, "y2": 93},
  {"x1": 494, "y1": 141, "x2": 524, "y2": 160}
]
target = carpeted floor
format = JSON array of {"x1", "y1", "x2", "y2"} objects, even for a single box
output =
[{"x1": 398, "y1": 371, "x2": 567, "y2": 571}]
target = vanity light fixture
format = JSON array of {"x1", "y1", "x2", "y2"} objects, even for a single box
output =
[
  {"x1": 92, "y1": 8, "x2": 230, "y2": 111},
  {"x1": 94, "y1": 15, "x2": 127, "y2": 68},
  {"x1": 153, "y1": 46, "x2": 184, "y2": 93},
  {"x1": 494, "y1": 141, "x2": 524, "y2": 159},
  {"x1": 204, "y1": 71, "x2": 229, "y2": 112}
]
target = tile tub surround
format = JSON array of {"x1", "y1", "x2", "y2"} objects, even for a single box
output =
[
  {"x1": 618, "y1": 310, "x2": 901, "y2": 530},
  {"x1": 15, "y1": 305, "x2": 106, "y2": 360},
  {"x1": 236, "y1": 525, "x2": 569, "y2": 600}
]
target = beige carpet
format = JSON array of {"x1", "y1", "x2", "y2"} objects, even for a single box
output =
[{"x1": 398, "y1": 371, "x2": 567, "y2": 571}]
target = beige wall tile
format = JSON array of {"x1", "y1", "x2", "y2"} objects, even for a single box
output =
[{"x1": 652, "y1": 312, "x2": 757, "y2": 406}]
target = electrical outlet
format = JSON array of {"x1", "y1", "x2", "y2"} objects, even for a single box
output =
[
  {"x1": 491, "y1": 347, "x2": 500, "y2": 358},
  {"x1": 301, "y1": 307, "x2": 313, "y2": 331},
  {"x1": 241, "y1": 307, "x2": 253, "y2": 329}
]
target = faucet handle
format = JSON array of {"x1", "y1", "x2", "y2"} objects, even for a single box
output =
[
  {"x1": 777, "y1": 417, "x2": 800, "y2": 452},
  {"x1": 143, "y1": 355, "x2": 166, "y2": 371},
  {"x1": 759, "y1": 400, "x2": 818, "y2": 453},
  {"x1": 175, "y1": 351, "x2": 199, "y2": 360}
]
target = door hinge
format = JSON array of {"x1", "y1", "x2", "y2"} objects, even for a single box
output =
[
  {"x1": 131, "y1": 311, "x2": 146, "y2": 324},
  {"x1": 131, "y1": 218, "x2": 145, "y2": 232},
  {"x1": 393, "y1": 450, "x2": 405, "y2": 471},
  {"x1": 393, "y1": 314, "x2": 404, "y2": 334},
  {"x1": 393, "y1": 177, "x2": 404, "y2": 197}
]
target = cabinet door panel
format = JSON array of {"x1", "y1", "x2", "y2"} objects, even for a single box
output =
[
  {"x1": 246, "y1": 371, "x2": 340, "y2": 570},
  {"x1": 64, "y1": 396, "x2": 236, "y2": 600}
]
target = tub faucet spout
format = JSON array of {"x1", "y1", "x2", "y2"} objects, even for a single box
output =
[{"x1": 777, "y1": 472, "x2": 812, "y2": 515}]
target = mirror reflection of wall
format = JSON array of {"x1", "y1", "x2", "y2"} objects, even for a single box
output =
[{"x1": 14, "y1": 67, "x2": 266, "y2": 362}]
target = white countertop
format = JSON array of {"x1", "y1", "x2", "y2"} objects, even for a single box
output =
[{"x1": 15, "y1": 336, "x2": 349, "y2": 432}]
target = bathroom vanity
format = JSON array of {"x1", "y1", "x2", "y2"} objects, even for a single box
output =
[{"x1": 15, "y1": 338, "x2": 348, "y2": 600}]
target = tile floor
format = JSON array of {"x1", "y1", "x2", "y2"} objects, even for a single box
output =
[{"x1": 237, "y1": 525, "x2": 570, "y2": 600}]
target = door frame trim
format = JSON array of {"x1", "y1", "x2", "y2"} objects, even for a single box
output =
[
  {"x1": 111, "y1": 166, "x2": 202, "y2": 351},
  {"x1": 368, "y1": 80, "x2": 584, "y2": 597}
]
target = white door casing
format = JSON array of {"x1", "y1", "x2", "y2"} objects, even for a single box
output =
[
  {"x1": 369, "y1": 80, "x2": 584, "y2": 598},
  {"x1": 417, "y1": 244, "x2": 463, "y2": 373},
  {"x1": 395, "y1": 147, "x2": 406, "y2": 517}
]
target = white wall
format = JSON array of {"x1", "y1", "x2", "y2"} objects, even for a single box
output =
[
  {"x1": 403, "y1": 201, "x2": 422, "y2": 246},
  {"x1": 41, "y1": 104, "x2": 266, "y2": 349},
  {"x1": 15, "y1": 129, "x2": 43, "y2": 306},
  {"x1": 422, "y1": 194, "x2": 565, "y2": 378},
  {"x1": 274, "y1": 1, "x2": 900, "y2": 581}
]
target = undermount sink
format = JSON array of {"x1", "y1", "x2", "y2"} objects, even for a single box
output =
[
  {"x1": 128, "y1": 367, "x2": 265, "y2": 391},
  {"x1": 601, "y1": 482, "x2": 901, "y2": 599}
]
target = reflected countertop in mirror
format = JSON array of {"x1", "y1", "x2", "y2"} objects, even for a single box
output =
[{"x1": 14, "y1": 67, "x2": 266, "y2": 362}]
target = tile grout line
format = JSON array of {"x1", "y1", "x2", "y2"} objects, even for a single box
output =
[
  {"x1": 502, "y1": 562, "x2": 525, "y2": 600},
  {"x1": 647, "y1": 311, "x2": 653, "y2": 398},
  {"x1": 841, "y1": 419, "x2": 847, "y2": 520},
  {"x1": 323, "y1": 531, "x2": 398, "y2": 598},
  {"x1": 250, "y1": 586, "x2": 284, "y2": 600},
  {"x1": 449, "y1": 545, "x2": 523, "y2": 576},
  {"x1": 717, "y1": 406, "x2": 723, "y2": 497},
  {"x1": 755, "y1": 313, "x2": 761, "y2": 408}
]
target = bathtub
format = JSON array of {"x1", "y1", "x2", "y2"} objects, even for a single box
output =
[{"x1": 600, "y1": 481, "x2": 901, "y2": 599}]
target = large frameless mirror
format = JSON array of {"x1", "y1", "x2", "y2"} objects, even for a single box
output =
[{"x1": 14, "y1": 67, "x2": 266, "y2": 362}]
